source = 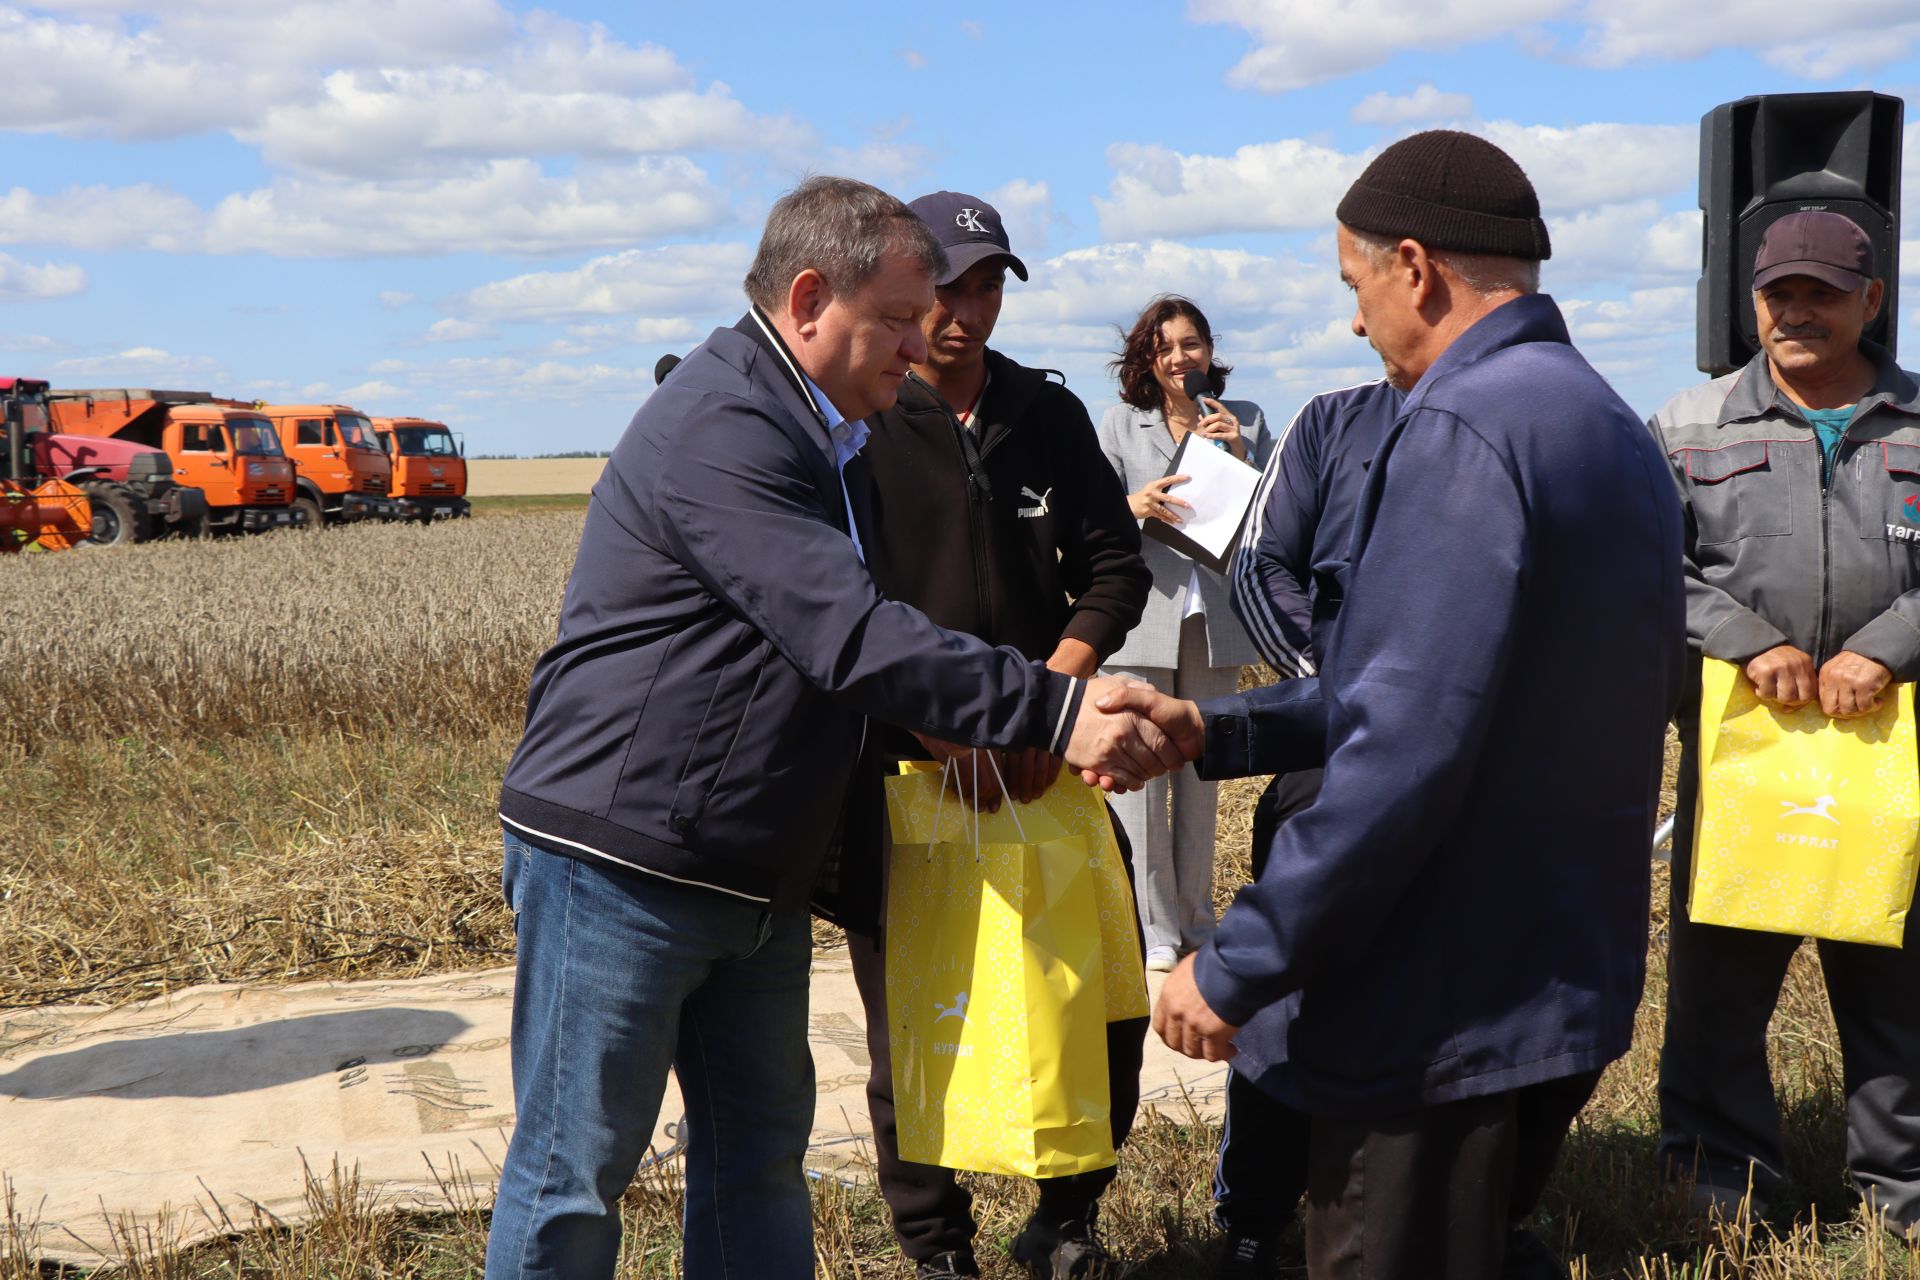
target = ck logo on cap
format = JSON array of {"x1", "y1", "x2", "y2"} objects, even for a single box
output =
[{"x1": 955, "y1": 208, "x2": 988, "y2": 233}]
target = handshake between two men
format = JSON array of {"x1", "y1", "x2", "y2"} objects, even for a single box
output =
[{"x1": 913, "y1": 677, "x2": 1208, "y2": 805}]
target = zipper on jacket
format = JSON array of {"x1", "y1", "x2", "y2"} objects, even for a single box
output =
[
  {"x1": 1814, "y1": 409, "x2": 1871, "y2": 666},
  {"x1": 957, "y1": 417, "x2": 994, "y2": 639},
  {"x1": 911, "y1": 369, "x2": 996, "y2": 638}
]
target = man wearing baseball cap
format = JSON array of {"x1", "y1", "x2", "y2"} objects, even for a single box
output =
[
  {"x1": 1653, "y1": 210, "x2": 1920, "y2": 1236},
  {"x1": 812, "y1": 191, "x2": 1151, "y2": 1279}
]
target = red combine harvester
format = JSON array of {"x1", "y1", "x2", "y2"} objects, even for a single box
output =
[
  {"x1": 0, "y1": 376, "x2": 90, "y2": 552},
  {"x1": 3, "y1": 377, "x2": 207, "y2": 546}
]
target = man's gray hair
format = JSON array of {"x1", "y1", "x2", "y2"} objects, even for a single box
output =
[
  {"x1": 1350, "y1": 228, "x2": 1541, "y2": 297},
  {"x1": 744, "y1": 176, "x2": 947, "y2": 311}
]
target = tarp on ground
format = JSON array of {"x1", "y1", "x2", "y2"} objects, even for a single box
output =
[{"x1": 0, "y1": 953, "x2": 1226, "y2": 1267}]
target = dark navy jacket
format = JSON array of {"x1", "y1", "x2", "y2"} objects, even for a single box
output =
[
  {"x1": 500, "y1": 311, "x2": 1080, "y2": 910},
  {"x1": 1191, "y1": 294, "x2": 1687, "y2": 1115},
  {"x1": 1232, "y1": 379, "x2": 1403, "y2": 675}
]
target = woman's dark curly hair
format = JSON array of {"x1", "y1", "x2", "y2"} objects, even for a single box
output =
[{"x1": 1109, "y1": 294, "x2": 1232, "y2": 411}]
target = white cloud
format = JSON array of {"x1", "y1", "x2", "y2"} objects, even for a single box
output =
[
  {"x1": 0, "y1": 182, "x2": 204, "y2": 251},
  {"x1": 336, "y1": 379, "x2": 410, "y2": 404},
  {"x1": 0, "y1": 333, "x2": 64, "y2": 352},
  {"x1": 379, "y1": 291, "x2": 418, "y2": 309},
  {"x1": 47, "y1": 345, "x2": 221, "y2": 382},
  {"x1": 241, "y1": 64, "x2": 808, "y2": 181},
  {"x1": 2, "y1": 159, "x2": 725, "y2": 257},
  {"x1": 0, "y1": 251, "x2": 85, "y2": 301},
  {"x1": 987, "y1": 179, "x2": 1058, "y2": 257},
  {"x1": 0, "y1": 0, "x2": 516, "y2": 139},
  {"x1": 437, "y1": 354, "x2": 652, "y2": 403},
  {"x1": 424, "y1": 318, "x2": 497, "y2": 343},
  {"x1": 1480, "y1": 123, "x2": 1696, "y2": 211},
  {"x1": 1559, "y1": 286, "x2": 1694, "y2": 343},
  {"x1": 1193, "y1": 0, "x2": 1920, "y2": 93},
  {"x1": 456, "y1": 242, "x2": 752, "y2": 322},
  {"x1": 1190, "y1": 0, "x2": 1566, "y2": 93},
  {"x1": 1094, "y1": 123, "x2": 1696, "y2": 241},
  {"x1": 209, "y1": 159, "x2": 728, "y2": 255},
  {"x1": 900, "y1": 49, "x2": 927, "y2": 69},
  {"x1": 1351, "y1": 84, "x2": 1474, "y2": 126},
  {"x1": 826, "y1": 117, "x2": 933, "y2": 189},
  {"x1": 1096, "y1": 138, "x2": 1364, "y2": 239},
  {"x1": 629, "y1": 317, "x2": 702, "y2": 344},
  {"x1": 1574, "y1": 0, "x2": 1920, "y2": 75}
]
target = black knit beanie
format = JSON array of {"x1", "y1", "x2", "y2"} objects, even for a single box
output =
[{"x1": 1337, "y1": 130, "x2": 1551, "y2": 261}]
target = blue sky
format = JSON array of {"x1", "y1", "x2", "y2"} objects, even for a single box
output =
[{"x1": 2, "y1": 1, "x2": 1918, "y2": 455}]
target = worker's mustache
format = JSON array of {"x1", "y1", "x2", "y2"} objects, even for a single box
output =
[{"x1": 1771, "y1": 324, "x2": 1831, "y2": 340}]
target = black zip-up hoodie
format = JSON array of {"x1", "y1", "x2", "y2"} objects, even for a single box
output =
[
  {"x1": 862, "y1": 349, "x2": 1149, "y2": 676},
  {"x1": 812, "y1": 349, "x2": 1149, "y2": 929}
]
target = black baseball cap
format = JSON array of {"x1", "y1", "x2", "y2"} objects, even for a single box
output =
[
  {"x1": 1752, "y1": 211, "x2": 1875, "y2": 292},
  {"x1": 908, "y1": 191, "x2": 1029, "y2": 286}
]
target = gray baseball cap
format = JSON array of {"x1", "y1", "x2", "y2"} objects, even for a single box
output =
[{"x1": 908, "y1": 191, "x2": 1029, "y2": 286}]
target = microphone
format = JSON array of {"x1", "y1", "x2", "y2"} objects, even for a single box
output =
[{"x1": 1181, "y1": 370, "x2": 1227, "y2": 451}]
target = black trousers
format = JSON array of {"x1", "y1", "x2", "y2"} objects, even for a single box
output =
[
  {"x1": 1212, "y1": 768, "x2": 1322, "y2": 1233},
  {"x1": 1659, "y1": 724, "x2": 1920, "y2": 1230},
  {"x1": 1304, "y1": 1072, "x2": 1599, "y2": 1280},
  {"x1": 846, "y1": 808, "x2": 1149, "y2": 1263}
]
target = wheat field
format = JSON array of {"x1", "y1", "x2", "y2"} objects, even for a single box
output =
[{"x1": 1, "y1": 512, "x2": 1914, "y2": 1278}]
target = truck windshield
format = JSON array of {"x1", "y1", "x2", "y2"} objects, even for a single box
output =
[
  {"x1": 392, "y1": 427, "x2": 458, "y2": 456},
  {"x1": 229, "y1": 420, "x2": 282, "y2": 455},
  {"x1": 338, "y1": 415, "x2": 382, "y2": 451},
  {"x1": 19, "y1": 401, "x2": 48, "y2": 434}
]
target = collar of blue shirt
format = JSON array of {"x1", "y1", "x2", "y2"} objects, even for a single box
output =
[{"x1": 802, "y1": 374, "x2": 870, "y2": 471}]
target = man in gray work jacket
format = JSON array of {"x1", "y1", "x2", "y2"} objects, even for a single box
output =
[
  {"x1": 487, "y1": 176, "x2": 1181, "y2": 1280},
  {"x1": 1652, "y1": 210, "x2": 1920, "y2": 1236}
]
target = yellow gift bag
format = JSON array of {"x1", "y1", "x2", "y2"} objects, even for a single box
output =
[
  {"x1": 1692, "y1": 658, "x2": 1920, "y2": 946},
  {"x1": 884, "y1": 760, "x2": 1119, "y2": 1177}
]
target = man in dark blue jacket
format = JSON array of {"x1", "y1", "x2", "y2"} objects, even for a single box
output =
[
  {"x1": 487, "y1": 176, "x2": 1182, "y2": 1280},
  {"x1": 1118, "y1": 132, "x2": 1687, "y2": 1279}
]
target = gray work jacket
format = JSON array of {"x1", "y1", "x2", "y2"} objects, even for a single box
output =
[{"x1": 1651, "y1": 344, "x2": 1920, "y2": 677}]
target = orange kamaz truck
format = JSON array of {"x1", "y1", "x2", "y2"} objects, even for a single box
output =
[
  {"x1": 46, "y1": 389, "x2": 301, "y2": 534},
  {"x1": 371, "y1": 417, "x2": 469, "y2": 522},
  {"x1": 255, "y1": 404, "x2": 404, "y2": 527}
]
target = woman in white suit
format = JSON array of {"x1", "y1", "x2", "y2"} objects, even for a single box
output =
[{"x1": 1095, "y1": 295, "x2": 1273, "y2": 972}]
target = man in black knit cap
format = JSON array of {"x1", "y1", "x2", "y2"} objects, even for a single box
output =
[{"x1": 1121, "y1": 130, "x2": 1687, "y2": 1279}]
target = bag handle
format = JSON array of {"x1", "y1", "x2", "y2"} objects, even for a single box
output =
[{"x1": 925, "y1": 751, "x2": 1030, "y2": 859}]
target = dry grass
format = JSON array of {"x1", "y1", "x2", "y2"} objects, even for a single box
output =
[{"x1": 2, "y1": 517, "x2": 1916, "y2": 1275}]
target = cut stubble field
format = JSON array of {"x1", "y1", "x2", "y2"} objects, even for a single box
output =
[
  {"x1": 0, "y1": 508, "x2": 1913, "y2": 1278},
  {"x1": 464, "y1": 456, "x2": 607, "y2": 497}
]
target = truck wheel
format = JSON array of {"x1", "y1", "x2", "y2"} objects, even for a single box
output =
[
  {"x1": 293, "y1": 495, "x2": 325, "y2": 530},
  {"x1": 81, "y1": 483, "x2": 138, "y2": 547}
]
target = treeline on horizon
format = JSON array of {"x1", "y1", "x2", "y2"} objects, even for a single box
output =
[{"x1": 468, "y1": 450, "x2": 610, "y2": 459}]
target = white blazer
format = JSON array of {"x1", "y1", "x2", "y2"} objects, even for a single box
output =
[{"x1": 1094, "y1": 399, "x2": 1273, "y2": 670}]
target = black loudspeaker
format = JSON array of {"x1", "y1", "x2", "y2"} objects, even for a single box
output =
[{"x1": 1697, "y1": 91, "x2": 1903, "y2": 375}]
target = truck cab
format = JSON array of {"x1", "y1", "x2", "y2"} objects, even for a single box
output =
[
  {"x1": 257, "y1": 404, "x2": 404, "y2": 527},
  {"x1": 166, "y1": 407, "x2": 300, "y2": 531},
  {"x1": 371, "y1": 417, "x2": 470, "y2": 522}
]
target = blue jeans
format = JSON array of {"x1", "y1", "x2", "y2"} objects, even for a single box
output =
[{"x1": 484, "y1": 830, "x2": 817, "y2": 1280}]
